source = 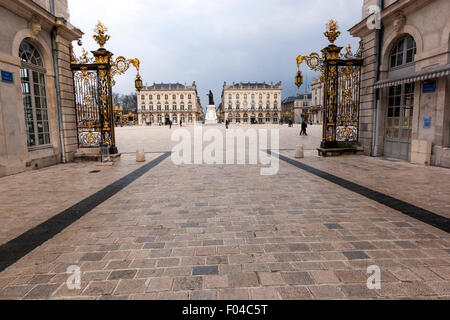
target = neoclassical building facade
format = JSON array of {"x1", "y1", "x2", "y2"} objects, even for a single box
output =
[
  {"x1": 0, "y1": 0, "x2": 82, "y2": 177},
  {"x1": 350, "y1": 0, "x2": 450, "y2": 167},
  {"x1": 137, "y1": 82, "x2": 204, "y2": 125},
  {"x1": 219, "y1": 82, "x2": 282, "y2": 124}
]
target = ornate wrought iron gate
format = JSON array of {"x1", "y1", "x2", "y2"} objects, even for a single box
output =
[
  {"x1": 71, "y1": 22, "x2": 142, "y2": 154},
  {"x1": 296, "y1": 20, "x2": 363, "y2": 149},
  {"x1": 71, "y1": 51, "x2": 115, "y2": 150}
]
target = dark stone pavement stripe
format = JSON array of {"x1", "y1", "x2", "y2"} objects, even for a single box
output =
[
  {"x1": 0, "y1": 152, "x2": 171, "y2": 273},
  {"x1": 271, "y1": 151, "x2": 450, "y2": 234}
]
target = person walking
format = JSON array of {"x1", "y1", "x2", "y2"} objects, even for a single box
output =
[
  {"x1": 300, "y1": 120, "x2": 308, "y2": 136},
  {"x1": 225, "y1": 119, "x2": 229, "y2": 129},
  {"x1": 169, "y1": 120, "x2": 172, "y2": 129},
  {"x1": 179, "y1": 119, "x2": 182, "y2": 127}
]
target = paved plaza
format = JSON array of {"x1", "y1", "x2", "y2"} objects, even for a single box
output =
[{"x1": 0, "y1": 124, "x2": 449, "y2": 300}]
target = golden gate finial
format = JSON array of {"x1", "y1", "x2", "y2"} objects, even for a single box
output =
[
  {"x1": 93, "y1": 21, "x2": 110, "y2": 48},
  {"x1": 324, "y1": 19, "x2": 341, "y2": 45}
]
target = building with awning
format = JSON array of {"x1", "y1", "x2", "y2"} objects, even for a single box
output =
[{"x1": 350, "y1": 0, "x2": 450, "y2": 168}]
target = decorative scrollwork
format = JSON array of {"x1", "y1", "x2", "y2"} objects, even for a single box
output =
[
  {"x1": 93, "y1": 21, "x2": 110, "y2": 48},
  {"x1": 111, "y1": 56, "x2": 141, "y2": 86}
]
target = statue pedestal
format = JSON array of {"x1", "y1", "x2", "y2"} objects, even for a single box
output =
[{"x1": 204, "y1": 105, "x2": 218, "y2": 125}]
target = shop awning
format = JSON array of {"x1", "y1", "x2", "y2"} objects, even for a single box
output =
[{"x1": 374, "y1": 64, "x2": 450, "y2": 89}]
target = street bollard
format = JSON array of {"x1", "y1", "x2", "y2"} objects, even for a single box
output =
[
  {"x1": 295, "y1": 145, "x2": 304, "y2": 159},
  {"x1": 136, "y1": 148, "x2": 146, "y2": 162}
]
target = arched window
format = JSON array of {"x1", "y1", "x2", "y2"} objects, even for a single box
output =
[
  {"x1": 150, "y1": 103, "x2": 154, "y2": 111},
  {"x1": 141, "y1": 95, "x2": 145, "y2": 100},
  {"x1": 259, "y1": 93, "x2": 263, "y2": 100},
  {"x1": 274, "y1": 102, "x2": 278, "y2": 110},
  {"x1": 188, "y1": 114, "x2": 193, "y2": 123},
  {"x1": 19, "y1": 40, "x2": 50, "y2": 147},
  {"x1": 172, "y1": 94, "x2": 176, "y2": 100},
  {"x1": 244, "y1": 94, "x2": 248, "y2": 100},
  {"x1": 157, "y1": 102, "x2": 161, "y2": 111},
  {"x1": 165, "y1": 95, "x2": 168, "y2": 100},
  {"x1": 228, "y1": 93, "x2": 232, "y2": 100},
  {"x1": 188, "y1": 94, "x2": 192, "y2": 100},
  {"x1": 165, "y1": 103, "x2": 169, "y2": 111},
  {"x1": 157, "y1": 114, "x2": 162, "y2": 123},
  {"x1": 157, "y1": 94, "x2": 161, "y2": 100},
  {"x1": 228, "y1": 102, "x2": 232, "y2": 110},
  {"x1": 180, "y1": 94, "x2": 184, "y2": 100},
  {"x1": 173, "y1": 102, "x2": 177, "y2": 111},
  {"x1": 243, "y1": 101, "x2": 248, "y2": 110},
  {"x1": 390, "y1": 35, "x2": 416, "y2": 68},
  {"x1": 236, "y1": 113, "x2": 241, "y2": 123},
  {"x1": 188, "y1": 102, "x2": 192, "y2": 110},
  {"x1": 259, "y1": 102, "x2": 263, "y2": 109},
  {"x1": 266, "y1": 113, "x2": 271, "y2": 123},
  {"x1": 181, "y1": 102, "x2": 185, "y2": 110},
  {"x1": 141, "y1": 103, "x2": 146, "y2": 111},
  {"x1": 236, "y1": 93, "x2": 240, "y2": 99},
  {"x1": 266, "y1": 101, "x2": 270, "y2": 109},
  {"x1": 251, "y1": 102, "x2": 255, "y2": 110},
  {"x1": 236, "y1": 101, "x2": 240, "y2": 110},
  {"x1": 149, "y1": 94, "x2": 153, "y2": 100}
]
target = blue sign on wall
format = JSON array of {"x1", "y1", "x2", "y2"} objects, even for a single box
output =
[
  {"x1": 424, "y1": 117, "x2": 432, "y2": 128},
  {"x1": 422, "y1": 81, "x2": 435, "y2": 93},
  {"x1": 1, "y1": 70, "x2": 13, "y2": 83}
]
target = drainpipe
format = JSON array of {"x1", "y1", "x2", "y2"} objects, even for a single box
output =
[
  {"x1": 372, "y1": 0, "x2": 384, "y2": 157},
  {"x1": 50, "y1": 0, "x2": 67, "y2": 163}
]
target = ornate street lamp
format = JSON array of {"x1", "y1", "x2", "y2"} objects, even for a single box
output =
[
  {"x1": 295, "y1": 70, "x2": 303, "y2": 90},
  {"x1": 135, "y1": 73, "x2": 143, "y2": 92}
]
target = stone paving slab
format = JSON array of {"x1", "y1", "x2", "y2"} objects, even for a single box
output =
[{"x1": 0, "y1": 126, "x2": 448, "y2": 300}]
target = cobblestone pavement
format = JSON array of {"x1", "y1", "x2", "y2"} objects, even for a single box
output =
[{"x1": 0, "y1": 125, "x2": 449, "y2": 300}]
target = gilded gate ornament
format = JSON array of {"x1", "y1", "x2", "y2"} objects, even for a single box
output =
[{"x1": 295, "y1": 20, "x2": 363, "y2": 148}]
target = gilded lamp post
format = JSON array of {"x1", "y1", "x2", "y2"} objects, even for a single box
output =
[
  {"x1": 71, "y1": 22, "x2": 143, "y2": 155},
  {"x1": 295, "y1": 20, "x2": 363, "y2": 150}
]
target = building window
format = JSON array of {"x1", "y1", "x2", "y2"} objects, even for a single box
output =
[
  {"x1": 157, "y1": 94, "x2": 160, "y2": 100},
  {"x1": 141, "y1": 94, "x2": 145, "y2": 100},
  {"x1": 149, "y1": 94, "x2": 153, "y2": 100},
  {"x1": 165, "y1": 95, "x2": 168, "y2": 100},
  {"x1": 157, "y1": 103, "x2": 161, "y2": 111},
  {"x1": 165, "y1": 103, "x2": 169, "y2": 111},
  {"x1": 181, "y1": 102, "x2": 185, "y2": 110},
  {"x1": 274, "y1": 102, "x2": 278, "y2": 110},
  {"x1": 180, "y1": 94, "x2": 184, "y2": 100},
  {"x1": 228, "y1": 102, "x2": 232, "y2": 110},
  {"x1": 259, "y1": 102, "x2": 263, "y2": 110},
  {"x1": 228, "y1": 93, "x2": 232, "y2": 100},
  {"x1": 243, "y1": 101, "x2": 248, "y2": 110},
  {"x1": 266, "y1": 101, "x2": 270, "y2": 110},
  {"x1": 386, "y1": 83, "x2": 414, "y2": 141},
  {"x1": 19, "y1": 41, "x2": 50, "y2": 147},
  {"x1": 236, "y1": 93, "x2": 240, "y2": 99},
  {"x1": 188, "y1": 94, "x2": 192, "y2": 100},
  {"x1": 236, "y1": 101, "x2": 240, "y2": 110},
  {"x1": 157, "y1": 114, "x2": 162, "y2": 123},
  {"x1": 251, "y1": 102, "x2": 255, "y2": 110},
  {"x1": 244, "y1": 94, "x2": 247, "y2": 100},
  {"x1": 172, "y1": 94, "x2": 176, "y2": 100},
  {"x1": 188, "y1": 102, "x2": 192, "y2": 110},
  {"x1": 259, "y1": 93, "x2": 263, "y2": 100},
  {"x1": 251, "y1": 94, "x2": 255, "y2": 100},
  {"x1": 267, "y1": 94, "x2": 270, "y2": 99},
  {"x1": 266, "y1": 113, "x2": 271, "y2": 123},
  {"x1": 173, "y1": 102, "x2": 177, "y2": 111},
  {"x1": 390, "y1": 35, "x2": 416, "y2": 69},
  {"x1": 274, "y1": 94, "x2": 278, "y2": 99},
  {"x1": 188, "y1": 114, "x2": 193, "y2": 123},
  {"x1": 150, "y1": 103, "x2": 153, "y2": 111},
  {"x1": 181, "y1": 114, "x2": 185, "y2": 122},
  {"x1": 141, "y1": 103, "x2": 146, "y2": 111}
]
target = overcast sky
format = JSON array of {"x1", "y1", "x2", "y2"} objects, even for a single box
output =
[{"x1": 69, "y1": 0, "x2": 363, "y2": 108}]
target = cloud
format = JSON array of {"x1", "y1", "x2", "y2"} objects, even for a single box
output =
[{"x1": 69, "y1": 0, "x2": 363, "y2": 108}]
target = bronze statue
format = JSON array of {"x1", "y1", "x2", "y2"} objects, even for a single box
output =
[{"x1": 207, "y1": 90, "x2": 214, "y2": 105}]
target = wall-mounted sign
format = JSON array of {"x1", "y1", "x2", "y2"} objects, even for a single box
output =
[
  {"x1": 422, "y1": 81, "x2": 435, "y2": 93},
  {"x1": 424, "y1": 117, "x2": 432, "y2": 128},
  {"x1": 1, "y1": 70, "x2": 13, "y2": 83}
]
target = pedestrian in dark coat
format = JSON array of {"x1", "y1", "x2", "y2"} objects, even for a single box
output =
[{"x1": 300, "y1": 120, "x2": 308, "y2": 136}]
